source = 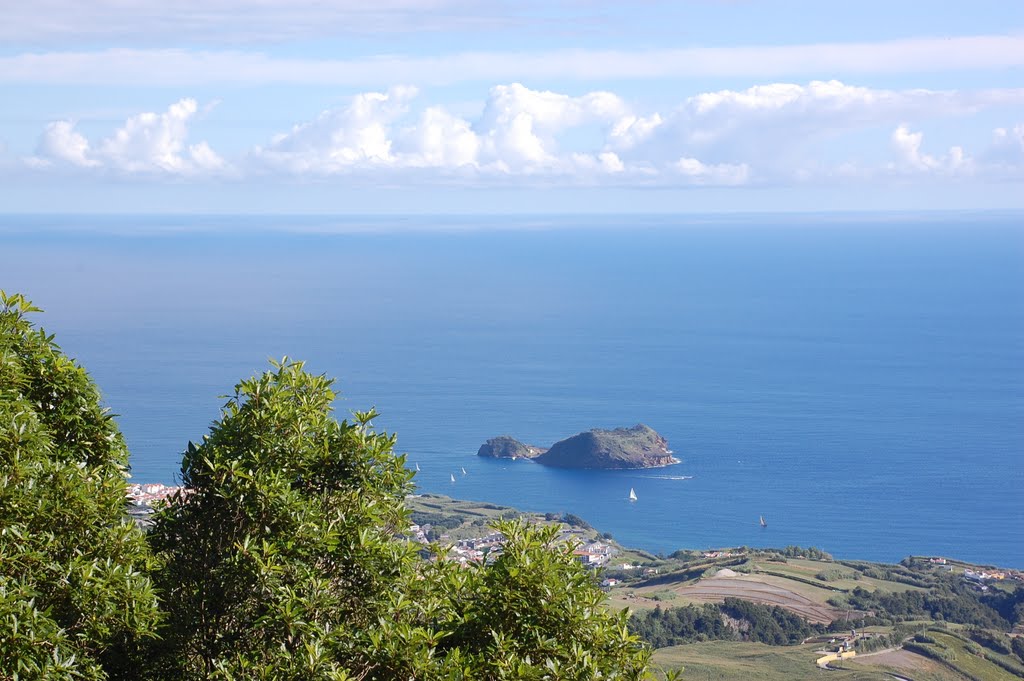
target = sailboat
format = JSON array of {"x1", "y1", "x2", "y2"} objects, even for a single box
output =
[
  {"x1": 450, "y1": 473, "x2": 456, "y2": 483},
  {"x1": 415, "y1": 463, "x2": 420, "y2": 472},
  {"x1": 759, "y1": 515, "x2": 767, "y2": 528},
  {"x1": 629, "y1": 487, "x2": 638, "y2": 502},
  {"x1": 461, "y1": 467, "x2": 467, "y2": 475}
]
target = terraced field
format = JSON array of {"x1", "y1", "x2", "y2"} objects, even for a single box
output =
[
  {"x1": 672, "y1": 575, "x2": 842, "y2": 624},
  {"x1": 612, "y1": 571, "x2": 846, "y2": 623},
  {"x1": 849, "y1": 649, "x2": 965, "y2": 681}
]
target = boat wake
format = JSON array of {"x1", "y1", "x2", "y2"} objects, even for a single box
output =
[{"x1": 634, "y1": 474, "x2": 694, "y2": 481}]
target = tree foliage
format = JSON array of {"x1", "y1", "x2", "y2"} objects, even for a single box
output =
[
  {"x1": 146, "y1": 359, "x2": 416, "y2": 679},
  {"x1": 2, "y1": 296, "x2": 653, "y2": 680},
  {"x1": 0, "y1": 292, "x2": 160, "y2": 680},
  {"x1": 436, "y1": 520, "x2": 651, "y2": 679},
  {"x1": 146, "y1": 358, "x2": 652, "y2": 679},
  {"x1": 844, "y1": 583, "x2": 1010, "y2": 629},
  {"x1": 629, "y1": 598, "x2": 821, "y2": 649}
]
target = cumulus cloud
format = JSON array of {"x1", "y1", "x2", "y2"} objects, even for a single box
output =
[
  {"x1": 398, "y1": 107, "x2": 480, "y2": 168},
  {"x1": 980, "y1": 124, "x2": 1024, "y2": 172},
  {"x1": 475, "y1": 84, "x2": 627, "y2": 168},
  {"x1": 888, "y1": 125, "x2": 972, "y2": 176},
  {"x1": 35, "y1": 121, "x2": 96, "y2": 167},
  {"x1": 631, "y1": 80, "x2": 1018, "y2": 158},
  {"x1": 256, "y1": 86, "x2": 417, "y2": 171},
  {"x1": 673, "y1": 157, "x2": 750, "y2": 185},
  {"x1": 255, "y1": 83, "x2": 640, "y2": 178},
  {"x1": 29, "y1": 98, "x2": 226, "y2": 175},
  {"x1": 23, "y1": 83, "x2": 1024, "y2": 186}
]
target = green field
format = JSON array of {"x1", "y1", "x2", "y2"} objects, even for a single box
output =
[
  {"x1": 405, "y1": 493, "x2": 608, "y2": 543},
  {"x1": 652, "y1": 640, "x2": 980, "y2": 681},
  {"x1": 750, "y1": 557, "x2": 925, "y2": 594},
  {"x1": 405, "y1": 495, "x2": 1024, "y2": 680},
  {"x1": 653, "y1": 641, "x2": 874, "y2": 681},
  {"x1": 907, "y1": 630, "x2": 1024, "y2": 681}
]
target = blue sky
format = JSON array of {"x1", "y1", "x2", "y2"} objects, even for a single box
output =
[{"x1": 1, "y1": 0, "x2": 1022, "y2": 213}]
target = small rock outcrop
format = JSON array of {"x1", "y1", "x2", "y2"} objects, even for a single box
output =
[
  {"x1": 535, "y1": 424, "x2": 676, "y2": 470},
  {"x1": 477, "y1": 425, "x2": 677, "y2": 470},
  {"x1": 476, "y1": 435, "x2": 547, "y2": 460}
]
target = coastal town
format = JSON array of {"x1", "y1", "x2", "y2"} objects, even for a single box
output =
[
  {"x1": 125, "y1": 484, "x2": 1024, "y2": 589},
  {"x1": 127, "y1": 484, "x2": 622, "y2": 579}
]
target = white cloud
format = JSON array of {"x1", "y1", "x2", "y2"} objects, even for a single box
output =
[
  {"x1": 599, "y1": 152, "x2": 625, "y2": 174},
  {"x1": 248, "y1": 83, "x2": 1024, "y2": 185},
  {"x1": 397, "y1": 107, "x2": 480, "y2": 169},
  {"x1": 256, "y1": 84, "x2": 636, "y2": 176},
  {"x1": 23, "y1": 84, "x2": 1024, "y2": 186},
  {"x1": 673, "y1": 157, "x2": 750, "y2": 185},
  {"x1": 4, "y1": 35, "x2": 1024, "y2": 86},
  {"x1": 613, "y1": 80, "x2": 1024, "y2": 181},
  {"x1": 475, "y1": 84, "x2": 628, "y2": 168},
  {"x1": 609, "y1": 113, "x2": 664, "y2": 150},
  {"x1": 890, "y1": 125, "x2": 972, "y2": 175},
  {"x1": 981, "y1": 124, "x2": 1024, "y2": 171},
  {"x1": 35, "y1": 121, "x2": 96, "y2": 167},
  {"x1": 28, "y1": 99, "x2": 226, "y2": 175},
  {"x1": 0, "y1": 0, "x2": 613, "y2": 45},
  {"x1": 257, "y1": 87, "x2": 417, "y2": 171}
]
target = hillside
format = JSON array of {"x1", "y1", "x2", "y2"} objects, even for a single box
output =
[{"x1": 408, "y1": 495, "x2": 1024, "y2": 681}]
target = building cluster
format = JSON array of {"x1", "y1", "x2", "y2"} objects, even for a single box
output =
[
  {"x1": 127, "y1": 483, "x2": 184, "y2": 508},
  {"x1": 408, "y1": 522, "x2": 620, "y2": 571},
  {"x1": 617, "y1": 563, "x2": 659, "y2": 576},
  {"x1": 573, "y1": 541, "x2": 616, "y2": 567},
  {"x1": 444, "y1": 532, "x2": 508, "y2": 566},
  {"x1": 963, "y1": 568, "x2": 1009, "y2": 582}
]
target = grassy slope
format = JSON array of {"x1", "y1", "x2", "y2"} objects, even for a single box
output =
[
  {"x1": 751, "y1": 557, "x2": 925, "y2": 594},
  {"x1": 653, "y1": 640, "x2": 974, "y2": 681},
  {"x1": 405, "y1": 493, "x2": 607, "y2": 542},
  {"x1": 909, "y1": 630, "x2": 1024, "y2": 681},
  {"x1": 406, "y1": 495, "x2": 1023, "y2": 680}
]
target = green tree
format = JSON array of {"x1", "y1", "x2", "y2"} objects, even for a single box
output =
[
  {"x1": 147, "y1": 358, "x2": 653, "y2": 679},
  {"x1": 146, "y1": 359, "x2": 416, "y2": 679},
  {"x1": 434, "y1": 520, "x2": 651, "y2": 679},
  {"x1": 0, "y1": 292, "x2": 160, "y2": 680}
]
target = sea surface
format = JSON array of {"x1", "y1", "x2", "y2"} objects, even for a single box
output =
[{"x1": 2, "y1": 212, "x2": 1022, "y2": 567}]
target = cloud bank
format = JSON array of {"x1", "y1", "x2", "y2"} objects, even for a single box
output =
[
  {"x1": 27, "y1": 82, "x2": 1024, "y2": 186},
  {"x1": 1, "y1": 0, "x2": 628, "y2": 44},
  {"x1": 4, "y1": 35, "x2": 1024, "y2": 86}
]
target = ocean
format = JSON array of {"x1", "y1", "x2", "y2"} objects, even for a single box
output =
[{"x1": 2, "y1": 212, "x2": 1022, "y2": 567}]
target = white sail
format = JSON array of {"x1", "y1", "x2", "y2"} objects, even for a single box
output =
[
  {"x1": 415, "y1": 463, "x2": 420, "y2": 472},
  {"x1": 450, "y1": 473, "x2": 456, "y2": 483},
  {"x1": 461, "y1": 467, "x2": 467, "y2": 475},
  {"x1": 629, "y1": 487, "x2": 638, "y2": 502}
]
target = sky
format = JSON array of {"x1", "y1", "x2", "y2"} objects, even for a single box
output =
[{"x1": 1, "y1": 0, "x2": 1023, "y2": 213}]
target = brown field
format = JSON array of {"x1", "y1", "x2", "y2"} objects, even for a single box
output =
[
  {"x1": 849, "y1": 648, "x2": 954, "y2": 678},
  {"x1": 669, "y1": 576, "x2": 843, "y2": 624},
  {"x1": 850, "y1": 647, "x2": 1004, "y2": 681}
]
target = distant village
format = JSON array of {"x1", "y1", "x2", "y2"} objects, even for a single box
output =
[
  {"x1": 128, "y1": 484, "x2": 629, "y2": 585},
  {"x1": 125, "y1": 485, "x2": 1021, "y2": 588},
  {"x1": 400, "y1": 521, "x2": 640, "y2": 587}
]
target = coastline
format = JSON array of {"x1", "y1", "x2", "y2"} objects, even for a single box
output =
[{"x1": 127, "y1": 485, "x2": 1022, "y2": 572}]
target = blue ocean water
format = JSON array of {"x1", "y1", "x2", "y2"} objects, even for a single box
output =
[{"x1": 2, "y1": 213, "x2": 1022, "y2": 567}]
